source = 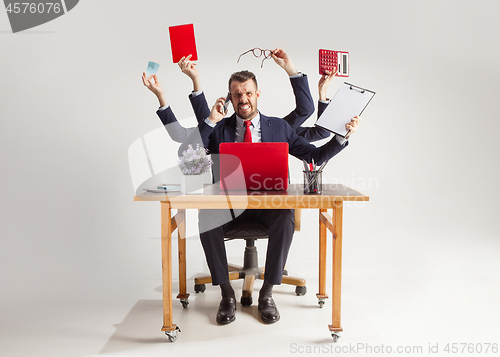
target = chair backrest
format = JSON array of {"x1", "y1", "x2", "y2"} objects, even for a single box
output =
[{"x1": 223, "y1": 209, "x2": 301, "y2": 241}]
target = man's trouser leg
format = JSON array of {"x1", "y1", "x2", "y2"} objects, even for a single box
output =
[
  {"x1": 250, "y1": 209, "x2": 295, "y2": 285},
  {"x1": 198, "y1": 208, "x2": 243, "y2": 285}
]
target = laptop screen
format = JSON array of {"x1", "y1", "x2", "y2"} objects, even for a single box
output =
[{"x1": 219, "y1": 142, "x2": 289, "y2": 191}]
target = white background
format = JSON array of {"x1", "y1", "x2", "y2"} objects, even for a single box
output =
[{"x1": 1, "y1": 0, "x2": 499, "y2": 356}]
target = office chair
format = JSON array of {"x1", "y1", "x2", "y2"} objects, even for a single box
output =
[{"x1": 193, "y1": 209, "x2": 307, "y2": 307}]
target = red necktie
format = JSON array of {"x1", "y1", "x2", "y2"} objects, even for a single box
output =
[{"x1": 244, "y1": 120, "x2": 252, "y2": 143}]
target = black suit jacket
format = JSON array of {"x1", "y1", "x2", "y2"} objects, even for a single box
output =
[
  {"x1": 188, "y1": 75, "x2": 330, "y2": 142},
  {"x1": 178, "y1": 109, "x2": 346, "y2": 183}
]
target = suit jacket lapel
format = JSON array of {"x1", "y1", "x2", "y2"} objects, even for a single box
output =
[{"x1": 260, "y1": 114, "x2": 272, "y2": 142}]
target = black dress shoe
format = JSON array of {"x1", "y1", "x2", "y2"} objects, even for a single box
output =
[
  {"x1": 258, "y1": 296, "x2": 280, "y2": 324},
  {"x1": 216, "y1": 296, "x2": 236, "y2": 324}
]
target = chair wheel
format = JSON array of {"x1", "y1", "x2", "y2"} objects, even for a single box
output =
[
  {"x1": 194, "y1": 284, "x2": 206, "y2": 293},
  {"x1": 295, "y1": 286, "x2": 307, "y2": 296},
  {"x1": 180, "y1": 300, "x2": 189, "y2": 308},
  {"x1": 241, "y1": 296, "x2": 253, "y2": 307}
]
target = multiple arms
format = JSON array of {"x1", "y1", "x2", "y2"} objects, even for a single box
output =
[
  {"x1": 185, "y1": 47, "x2": 328, "y2": 142},
  {"x1": 272, "y1": 48, "x2": 334, "y2": 142},
  {"x1": 142, "y1": 49, "x2": 361, "y2": 147}
]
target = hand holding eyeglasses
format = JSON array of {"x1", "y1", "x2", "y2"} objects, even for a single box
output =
[
  {"x1": 237, "y1": 47, "x2": 299, "y2": 76},
  {"x1": 271, "y1": 47, "x2": 298, "y2": 76}
]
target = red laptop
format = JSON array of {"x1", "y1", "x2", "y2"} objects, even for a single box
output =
[{"x1": 219, "y1": 143, "x2": 289, "y2": 191}]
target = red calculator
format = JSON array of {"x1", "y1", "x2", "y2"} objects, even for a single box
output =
[{"x1": 319, "y1": 49, "x2": 349, "y2": 77}]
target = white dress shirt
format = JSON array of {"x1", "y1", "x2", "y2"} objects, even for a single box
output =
[{"x1": 235, "y1": 114, "x2": 261, "y2": 143}]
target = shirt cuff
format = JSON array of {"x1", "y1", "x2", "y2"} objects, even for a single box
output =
[
  {"x1": 335, "y1": 135, "x2": 347, "y2": 146},
  {"x1": 204, "y1": 117, "x2": 216, "y2": 127},
  {"x1": 191, "y1": 90, "x2": 203, "y2": 97},
  {"x1": 158, "y1": 105, "x2": 170, "y2": 111},
  {"x1": 319, "y1": 99, "x2": 330, "y2": 104},
  {"x1": 289, "y1": 72, "x2": 304, "y2": 79}
]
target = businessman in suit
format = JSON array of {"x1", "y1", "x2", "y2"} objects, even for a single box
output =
[
  {"x1": 142, "y1": 48, "x2": 331, "y2": 144},
  {"x1": 171, "y1": 66, "x2": 361, "y2": 325}
]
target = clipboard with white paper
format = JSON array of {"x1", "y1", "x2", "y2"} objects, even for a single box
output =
[{"x1": 315, "y1": 82, "x2": 375, "y2": 138}]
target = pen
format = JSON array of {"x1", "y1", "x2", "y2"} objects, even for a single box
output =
[
  {"x1": 305, "y1": 172, "x2": 318, "y2": 192},
  {"x1": 302, "y1": 160, "x2": 309, "y2": 172},
  {"x1": 317, "y1": 160, "x2": 328, "y2": 173}
]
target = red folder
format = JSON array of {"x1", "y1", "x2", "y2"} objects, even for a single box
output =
[{"x1": 169, "y1": 24, "x2": 198, "y2": 63}]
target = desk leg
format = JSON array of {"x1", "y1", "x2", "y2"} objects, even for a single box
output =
[
  {"x1": 176, "y1": 209, "x2": 190, "y2": 307},
  {"x1": 317, "y1": 208, "x2": 328, "y2": 307},
  {"x1": 160, "y1": 202, "x2": 178, "y2": 337},
  {"x1": 329, "y1": 202, "x2": 343, "y2": 338}
]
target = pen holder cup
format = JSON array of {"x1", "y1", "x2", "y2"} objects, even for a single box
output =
[{"x1": 303, "y1": 170, "x2": 322, "y2": 194}]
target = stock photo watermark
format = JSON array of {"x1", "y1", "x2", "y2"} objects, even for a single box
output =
[
  {"x1": 289, "y1": 342, "x2": 499, "y2": 354},
  {"x1": 3, "y1": 0, "x2": 79, "y2": 33}
]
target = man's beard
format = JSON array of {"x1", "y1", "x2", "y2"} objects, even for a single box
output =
[{"x1": 236, "y1": 101, "x2": 257, "y2": 119}]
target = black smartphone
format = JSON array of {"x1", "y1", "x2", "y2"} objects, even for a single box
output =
[{"x1": 222, "y1": 93, "x2": 230, "y2": 114}]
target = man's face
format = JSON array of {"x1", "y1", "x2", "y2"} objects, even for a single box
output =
[{"x1": 229, "y1": 79, "x2": 260, "y2": 120}]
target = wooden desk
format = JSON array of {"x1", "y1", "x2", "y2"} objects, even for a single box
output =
[{"x1": 135, "y1": 183, "x2": 369, "y2": 342}]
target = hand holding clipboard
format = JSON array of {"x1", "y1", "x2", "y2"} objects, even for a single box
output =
[{"x1": 344, "y1": 115, "x2": 362, "y2": 139}]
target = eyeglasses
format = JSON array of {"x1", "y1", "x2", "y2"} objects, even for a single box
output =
[{"x1": 237, "y1": 48, "x2": 274, "y2": 68}]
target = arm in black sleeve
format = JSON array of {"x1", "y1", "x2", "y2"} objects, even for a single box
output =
[
  {"x1": 293, "y1": 100, "x2": 332, "y2": 141},
  {"x1": 156, "y1": 107, "x2": 196, "y2": 143},
  {"x1": 189, "y1": 92, "x2": 211, "y2": 124},
  {"x1": 294, "y1": 126, "x2": 331, "y2": 142},
  {"x1": 286, "y1": 121, "x2": 347, "y2": 165},
  {"x1": 283, "y1": 76, "x2": 332, "y2": 142},
  {"x1": 281, "y1": 75, "x2": 314, "y2": 130},
  {"x1": 177, "y1": 118, "x2": 216, "y2": 156}
]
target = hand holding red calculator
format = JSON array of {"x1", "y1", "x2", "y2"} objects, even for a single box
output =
[{"x1": 319, "y1": 49, "x2": 349, "y2": 77}]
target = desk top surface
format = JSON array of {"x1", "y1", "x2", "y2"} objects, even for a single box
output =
[{"x1": 134, "y1": 183, "x2": 368, "y2": 209}]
